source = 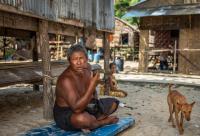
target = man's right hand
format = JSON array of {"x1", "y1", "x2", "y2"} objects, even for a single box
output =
[
  {"x1": 89, "y1": 71, "x2": 100, "y2": 91},
  {"x1": 92, "y1": 71, "x2": 100, "y2": 82}
]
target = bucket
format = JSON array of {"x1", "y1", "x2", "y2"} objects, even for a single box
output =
[
  {"x1": 94, "y1": 53, "x2": 100, "y2": 63},
  {"x1": 88, "y1": 51, "x2": 94, "y2": 62},
  {"x1": 115, "y1": 57, "x2": 124, "y2": 71}
]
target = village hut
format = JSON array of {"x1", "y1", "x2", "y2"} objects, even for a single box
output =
[
  {"x1": 124, "y1": 0, "x2": 200, "y2": 74},
  {"x1": 0, "y1": 0, "x2": 115, "y2": 119},
  {"x1": 96, "y1": 17, "x2": 139, "y2": 61}
]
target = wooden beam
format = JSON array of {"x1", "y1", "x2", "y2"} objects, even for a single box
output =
[
  {"x1": 57, "y1": 18, "x2": 84, "y2": 28},
  {"x1": 0, "y1": 7, "x2": 113, "y2": 39},
  {"x1": 0, "y1": 11, "x2": 38, "y2": 31},
  {"x1": 0, "y1": 11, "x2": 83, "y2": 37},
  {"x1": 103, "y1": 32, "x2": 110, "y2": 95},
  {"x1": 48, "y1": 21, "x2": 83, "y2": 37},
  {"x1": 0, "y1": 3, "x2": 84, "y2": 28},
  {"x1": 0, "y1": 28, "x2": 33, "y2": 38},
  {"x1": 38, "y1": 20, "x2": 54, "y2": 119},
  {"x1": 140, "y1": 16, "x2": 190, "y2": 30}
]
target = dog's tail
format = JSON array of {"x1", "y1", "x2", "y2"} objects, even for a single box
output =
[{"x1": 168, "y1": 84, "x2": 173, "y2": 93}]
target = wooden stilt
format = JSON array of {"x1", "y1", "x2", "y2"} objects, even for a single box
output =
[
  {"x1": 82, "y1": 28, "x2": 86, "y2": 47},
  {"x1": 38, "y1": 20, "x2": 53, "y2": 119},
  {"x1": 31, "y1": 35, "x2": 39, "y2": 91},
  {"x1": 173, "y1": 40, "x2": 177, "y2": 73},
  {"x1": 138, "y1": 30, "x2": 149, "y2": 72},
  {"x1": 103, "y1": 32, "x2": 110, "y2": 95},
  {"x1": 113, "y1": 46, "x2": 116, "y2": 62}
]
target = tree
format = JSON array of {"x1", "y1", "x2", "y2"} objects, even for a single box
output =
[{"x1": 115, "y1": 0, "x2": 140, "y2": 26}]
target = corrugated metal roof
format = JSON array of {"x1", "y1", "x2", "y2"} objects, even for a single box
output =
[
  {"x1": 123, "y1": 4, "x2": 200, "y2": 18},
  {"x1": 0, "y1": 0, "x2": 114, "y2": 31},
  {"x1": 129, "y1": 0, "x2": 148, "y2": 8}
]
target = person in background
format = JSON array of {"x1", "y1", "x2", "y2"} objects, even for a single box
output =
[
  {"x1": 159, "y1": 52, "x2": 168, "y2": 70},
  {"x1": 100, "y1": 63, "x2": 127, "y2": 97}
]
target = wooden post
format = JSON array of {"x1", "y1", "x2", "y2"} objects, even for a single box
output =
[
  {"x1": 113, "y1": 46, "x2": 116, "y2": 62},
  {"x1": 82, "y1": 28, "x2": 86, "y2": 47},
  {"x1": 173, "y1": 40, "x2": 177, "y2": 73},
  {"x1": 61, "y1": 46, "x2": 63, "y2": 59},
  {"x1": 38, "y1": 20, "x2": 54, "y2": 119},
  {"x1": 3, "y1": 38, "x2": 6, "y2": 61},
  {"x1": 31, "y1": 35, "x2": 39, "y2": 91},
  {"x1": 103, "y1": 32, "x2": 110, "y2": 95},
  {"x1": 138, "y1": 30, "x2": 149, "y2": 72},
  {"x1": 56, "y1": 35, "x2": 60, "y2": 60}
]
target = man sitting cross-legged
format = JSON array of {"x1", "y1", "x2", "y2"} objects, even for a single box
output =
[{"x1": 53, "y1": 44, "x2": 119, "y2": 131}]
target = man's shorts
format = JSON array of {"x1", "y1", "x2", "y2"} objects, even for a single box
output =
[
  {"x1": 53, "y1": 104, "x2": 79, "y2": 131},
  {"x1": 53, "y1": 98, "x2": 119, "y2": 131}
]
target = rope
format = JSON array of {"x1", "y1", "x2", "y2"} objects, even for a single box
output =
[{"x1": 43, "y1": 74, "x2": 54, "y2": 80}]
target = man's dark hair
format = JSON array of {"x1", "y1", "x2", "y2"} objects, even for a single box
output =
[
  {"x1": 109, "y1": 62, "x2": 116, "y2": 69},
  {"x1": 67, "y1": 44, "x2": 88, "y2": 61}
]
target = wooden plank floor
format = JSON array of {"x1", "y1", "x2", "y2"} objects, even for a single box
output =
[{"x1": 0, "y1": 61, "x2": 68, "y2": 87}]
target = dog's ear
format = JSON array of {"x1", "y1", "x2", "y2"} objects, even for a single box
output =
[
  {"x1": 191, "y1": 101, "x2": 195, "y2": 107},
  {"x1": 177, "y1": 102, "x2": 182, "y2": 108}
]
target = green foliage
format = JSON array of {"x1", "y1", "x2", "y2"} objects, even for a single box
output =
[
  {"x1": 115, "y1": 0, "x2": 140, "y2": 26},
  {"x1": 115, "y1": 0, "x2": 129, "y2": 18},
  {"x1": 130, "y1": 0, "x2": 140, "y2": 5}
]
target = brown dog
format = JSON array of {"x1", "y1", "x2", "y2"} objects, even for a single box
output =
[{"x1": 167, "y1": 84, "x2": 195, "y2": 135}]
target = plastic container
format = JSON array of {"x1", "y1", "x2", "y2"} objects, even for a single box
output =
[
  {"x1": 93, "y1": 53, "x2": 100, "y2": 63},
  {"x1": 115, "y1": 57, "x2": 124, "y2": 71},
  {"x1": 88, "y1": 51, "x2": 94, "y2": 62}
]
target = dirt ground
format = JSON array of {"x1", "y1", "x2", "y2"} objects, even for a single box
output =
[
  {"x1": 0, "y1": 82, "x2": 199, "y2": 136},
  {"x1": 0, "y1": 85, "x2": 50, "y2": 136},
  {"x1": 116, "y1": 82, "x2": 200, "y2": 136}
]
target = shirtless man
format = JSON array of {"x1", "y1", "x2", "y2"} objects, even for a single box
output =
[{"x1": 53, "y1": 44, "x2": 119, "y2": 131}]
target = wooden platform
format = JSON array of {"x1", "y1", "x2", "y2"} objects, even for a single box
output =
[{"x1": 0, "y1": 61, "x2": 68, "y2": 87}]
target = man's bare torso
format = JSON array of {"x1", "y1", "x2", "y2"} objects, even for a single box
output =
[{"x1": 55, "y1": 66, "x2": 91, "y2": 107}]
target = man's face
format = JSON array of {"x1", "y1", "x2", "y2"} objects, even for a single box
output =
[
  {"x1": 70, "y1": 51, "x2": 88, "y2": 74},
  {"x1": 111, "y1": 65, "x2": 116, "y2": 74}
]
